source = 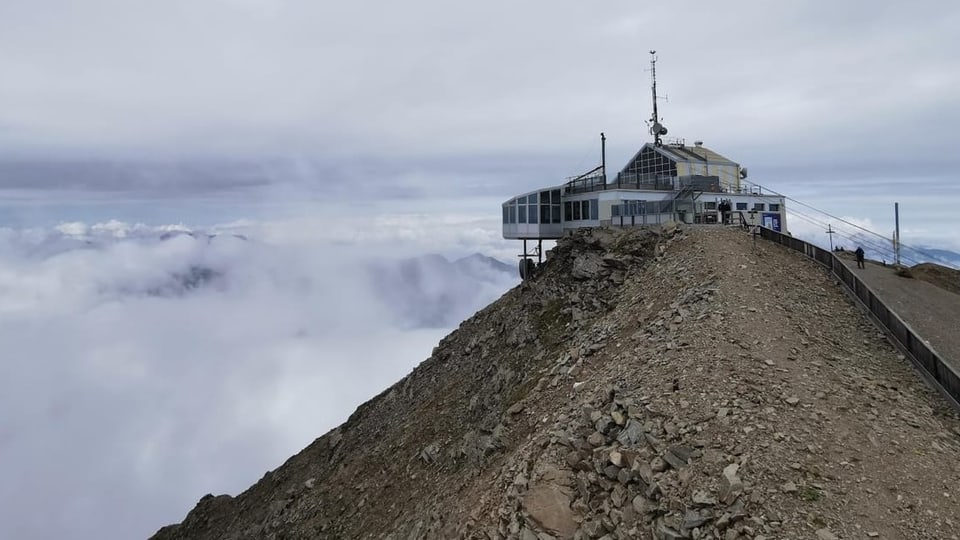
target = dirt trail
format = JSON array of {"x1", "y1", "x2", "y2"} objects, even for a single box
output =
[
  {"x1": 836, "y1": 255, "x2": 960, "y2": 369},
  {"x1": 688, "y1": 229, "x2": 960, "y2": 538}
]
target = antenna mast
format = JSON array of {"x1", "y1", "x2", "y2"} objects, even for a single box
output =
[
  {"x1": 650, "y1": 51, "x2": 659, "y2": 133},
  {"x1": 648, "y1": 50, "x2": 667, "y2": 146}
]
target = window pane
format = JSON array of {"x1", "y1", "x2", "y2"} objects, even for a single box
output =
[
  {"x1": 518, "y1": 205, "x2": 527, "y2": 223},
  {"x1": 705, "y1": 201, "x2": 717, "y2": 210},
  {"x1": 552, "y1": 190, "x2": 561, "y2": 204},
  {"x1": 502, "y1": 206, "x2": 508, "y2": 224},
  {"x1": 540, "y1": 205, "x2": 550, "y2": 224},
  {"x1": 552, "y1": 205, "x2": 561, "y2": 223},
  {"x1": 564, "y1": 201, "x2": 572, "y2": 221},
  {"x1": 753, "y1": 203, "x2": 765, "y2": 211},
  {"x1": 590, "y1": 199, "x2": 599, "y2": 220},
  {"x1": 736, "y1": 202, "x2": 747, "y2": 210},
  {"x1": 509, "y1": 205, "x2": 516, "y2": 223},
  {"x1": 529, "y1": 193, "x2": 538, "y2": 204},
  {"x1": 769, "y1": 203, "x2": 780, "y2": 212},
  {"x1": 528, "y1": 205, "x2": 538, "y2": 223},
  {"x1": 573, "y1": 202, "x2": 581, "y2": 220}
]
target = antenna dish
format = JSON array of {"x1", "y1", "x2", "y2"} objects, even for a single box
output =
[
  {"x1": 650, "y1": 122, "x2": 668, "y2": 136},
  {"x1": 739, "y1": 167, "x2": 749, "y2": 179}
]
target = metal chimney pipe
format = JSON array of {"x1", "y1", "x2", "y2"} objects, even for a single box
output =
[{"x1": 601, "y1": 132, "x2": 606, "y2": 184}]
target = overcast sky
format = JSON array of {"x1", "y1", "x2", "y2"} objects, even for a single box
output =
[
  {"x1": 2, "y1": 1, "x2": 958, "y2": 191},
  {"x1": 2, "y1": 1, "x2": 957, "y2": 246},
  {"x1": 1, "y1": 1, "x2": 959, "y2": 538}
]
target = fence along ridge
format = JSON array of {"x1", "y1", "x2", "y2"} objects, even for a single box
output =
[{"x1": 756, "y1": 226, "x2": 960, "y2": 411}]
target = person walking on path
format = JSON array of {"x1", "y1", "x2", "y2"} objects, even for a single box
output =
[{"x1": 855, "y1": 246, "x2": 865, "y2": 269}]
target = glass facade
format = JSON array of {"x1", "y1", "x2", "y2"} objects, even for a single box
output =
[
  {"x1": 503, "y1": 189, "x2": 568, "y2": 226},
  {"x1": 562, "y1": 198, "x2": 599, "y2": 221},
  {"x1": 618, "y1": 146, "x2": 678, "y2": 189}
]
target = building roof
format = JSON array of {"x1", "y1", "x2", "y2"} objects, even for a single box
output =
[{"x1": 621, "y1": 142, "x2": 740, "y2": 172}]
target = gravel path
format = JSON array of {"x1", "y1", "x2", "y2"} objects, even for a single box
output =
[{"x1": 836, "y1": 255, "x2": 960, "y2": 371}]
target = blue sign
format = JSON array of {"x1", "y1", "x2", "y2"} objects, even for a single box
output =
[{"x1": 762, "y1": 212, "x2": 782, "y2": 232}]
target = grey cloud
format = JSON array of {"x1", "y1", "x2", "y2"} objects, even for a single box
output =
[
  {"x1": 0, "y1": 152, "x2": 568, "y2": 200},
  {"x1": 1, "y1": 1, "x2": 957, "y2": 180},
  {"x1": 0, "y1": 160, "x2": 272, "y2": 194},
  {"x1": 368, "y1": 252, "x2": 516, "y2": 328}
]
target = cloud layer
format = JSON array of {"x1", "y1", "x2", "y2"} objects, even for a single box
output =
[{"x1": 0, "y1": 218, "x2": 515, "y2": 540}]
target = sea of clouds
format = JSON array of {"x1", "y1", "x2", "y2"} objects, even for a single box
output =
[
  {"x1": 3, "y1": 194, "x2": 952, "y2": 540},
  {"x1": 0, "y1": 215, "x2": 517, "y2": 540}
]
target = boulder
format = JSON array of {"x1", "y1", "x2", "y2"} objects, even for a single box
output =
[
  {"x1": 571, "y1": 253, "x2": 605, "y2": 280},
  {"x1": 719, "y1": 463, "x2": 743, "y2": 504},
  {"x1": 522, "y1": 483, "x2": 578, "y2": 539}
]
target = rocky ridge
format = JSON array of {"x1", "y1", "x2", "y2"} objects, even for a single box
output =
[{"x1": 152, "y1": 225, "x2": 960, "y2": 540}]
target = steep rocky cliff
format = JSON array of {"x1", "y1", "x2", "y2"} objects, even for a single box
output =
[{"x1": 152, "y1": 225, "x2": 960, "y2": 540}]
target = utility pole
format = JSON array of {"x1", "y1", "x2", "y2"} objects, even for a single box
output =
[
  {"x1": 894, "y1": 202, "x2": 901, "y2": 266},
  {"x1": 826, "y1": 223, "x2": 836, "y2": 251}
]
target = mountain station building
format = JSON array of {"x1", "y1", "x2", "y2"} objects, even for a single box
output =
[{"x1": 501, "y1": 139, "x2": 787, "y2": 243}]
